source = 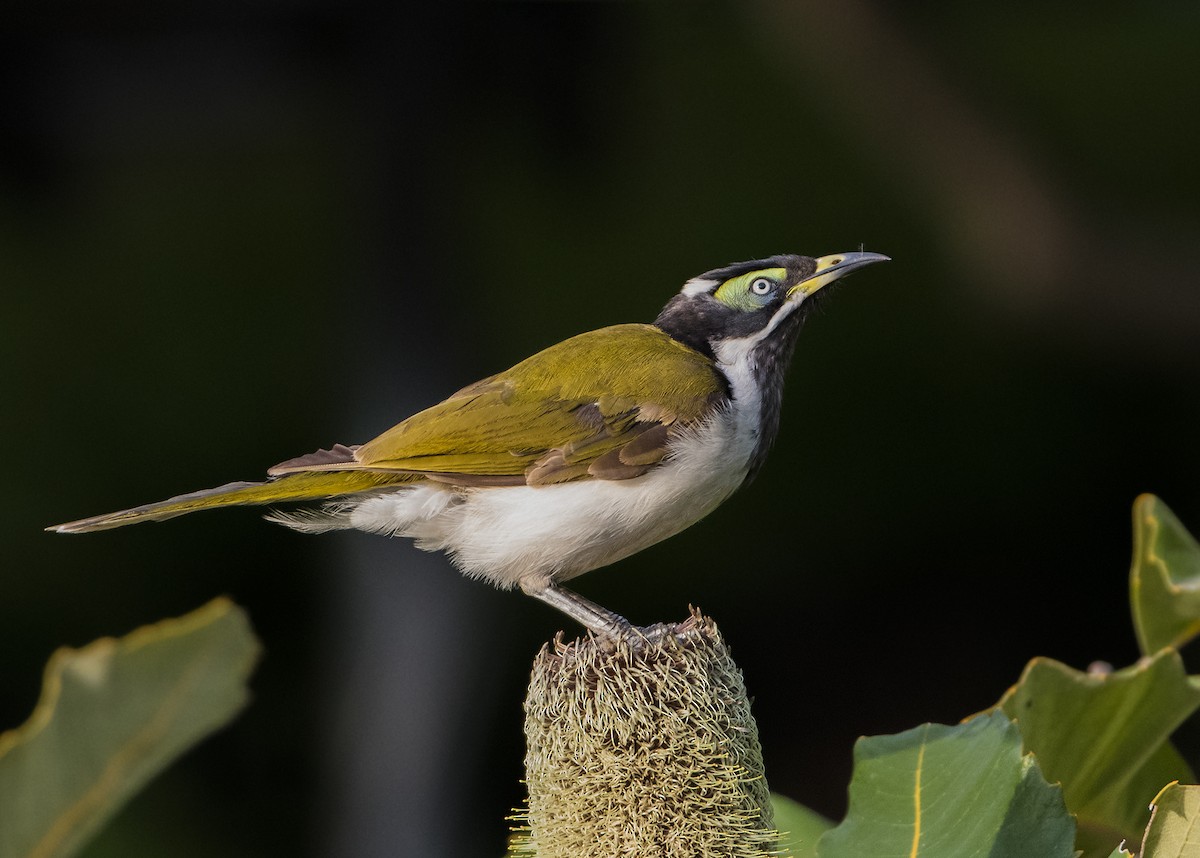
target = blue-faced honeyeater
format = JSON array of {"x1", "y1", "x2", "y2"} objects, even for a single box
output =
[{"x1": 51, "y1": 252, "x2": 889, "y2": 636}]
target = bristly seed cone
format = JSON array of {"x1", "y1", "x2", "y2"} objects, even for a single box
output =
[{"x1": 509, "y1": 608, "x2": 782, "y2": 857}]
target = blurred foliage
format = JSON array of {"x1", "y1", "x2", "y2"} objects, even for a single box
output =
[
  {"x1": 997, "y1": 651, "x2": 1198, "y2": 853},
  {"x1": 4, "y1": 2, "x2": 1199, "y2": 854},
  {"x1": 818, "y1": 713, "x2": 1074, "y2": 858},
  {"x1": 1139, "y1": 783, "x2": 1200, "y2": 858},
  {"x1": 799, "y1": 496, "x2": 1200, "y2": 858},
  {"x1": 1131, "y1": 495, "x2": 1200, "y2": 656},
  {"x1": 0, "y1": 599, "x2": 258, "y2": 858},
  {"x1": 770, "y1": 794, "x2": 831, "y2": 858}
]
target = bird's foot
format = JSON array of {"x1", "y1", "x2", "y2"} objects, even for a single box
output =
[{"x1": 523, "y1": 583, "x2": 639, "y2": 641}]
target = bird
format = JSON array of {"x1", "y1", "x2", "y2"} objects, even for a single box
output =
[{"x1": 50, "y1": 251, "x2": 888, "y2": 637}]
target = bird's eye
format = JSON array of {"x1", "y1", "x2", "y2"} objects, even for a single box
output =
[{"x1": 750, "y1": 278, "x2": 774, "y2": 296}]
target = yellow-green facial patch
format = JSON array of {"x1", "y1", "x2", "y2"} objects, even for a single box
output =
[{"x1": 712, "y1": 267, "x2": 787, "y2": 312}]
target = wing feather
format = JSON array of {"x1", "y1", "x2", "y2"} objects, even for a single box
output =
[{"x1": 278, "y1": 324, "x2": 726, "y2": 486}]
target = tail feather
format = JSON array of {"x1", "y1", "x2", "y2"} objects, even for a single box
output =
[
  {"x1": 48, "y1": 470, "x2": 418, "y2": 534},
  {"x1": 263, "y1": 502, "x2": 359, "y2": 534}
]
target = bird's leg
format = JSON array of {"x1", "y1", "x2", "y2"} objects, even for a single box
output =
[{"x1": 524, "y1": 583, "x2": 635, "y2": 639}]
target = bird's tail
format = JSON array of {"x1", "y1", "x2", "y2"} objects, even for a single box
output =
[{"x1": 48, "y1": 470, "x2": 418, "y2": 534}]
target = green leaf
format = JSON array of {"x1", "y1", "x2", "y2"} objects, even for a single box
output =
[
  {"x1": 0, "y1": 598, "x2": 260, "y2": 858},
  {"x1": 1140, "y1": 782, "x2": 1200, "y2": 858},
  {"x1": 997, "y1": 650, "x2": 1200, "y2": 856},
  {"x1": 1130, "y1": 494, "x2": 1200, "y2": 656},
  {"x1": 1107, "y1": 848, "x2": 1134, "y2": 858},
  {"x1": 771, "y1": 793, "x2": 832, "y2": 858},
  {"x1": 816, "y1": 710, "x2": 1074, "y2": 858}
]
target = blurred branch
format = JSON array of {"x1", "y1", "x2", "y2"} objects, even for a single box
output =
[{"x1": 749, "y1": 0, "x2": 1200, "y2": 354}]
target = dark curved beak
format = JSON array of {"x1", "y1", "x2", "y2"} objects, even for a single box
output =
[{"x1": 788, "y1": 251, "x2": 891, "y2": 300}]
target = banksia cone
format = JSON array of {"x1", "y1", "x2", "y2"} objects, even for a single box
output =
[{"x1": 511, "y1": 610, "x2": 781, "y2": 857}]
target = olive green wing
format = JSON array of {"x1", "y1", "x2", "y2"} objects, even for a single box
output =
[{"x1": 269, "y1": 324, "x2": 727, "y2": 485}]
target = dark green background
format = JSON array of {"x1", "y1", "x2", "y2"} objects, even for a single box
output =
[{"x1": 4, "y1": 3, "x2": 1199, "y2": 855}]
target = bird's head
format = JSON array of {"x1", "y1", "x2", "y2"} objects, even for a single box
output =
[{"x1": 654, "y1": 251, "x2": 890, "y2": 362}]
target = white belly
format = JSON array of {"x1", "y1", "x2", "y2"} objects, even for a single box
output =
[{"x1": 344, "y1": 408, "x2": 755, "y2": 590}]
